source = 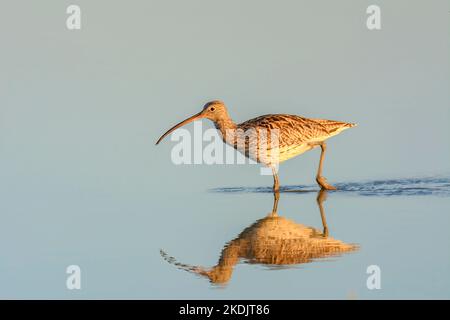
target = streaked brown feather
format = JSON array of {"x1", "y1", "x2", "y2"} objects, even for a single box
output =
[{"x1": 238, "y1": 114, "x2": 356, "y2": 148}]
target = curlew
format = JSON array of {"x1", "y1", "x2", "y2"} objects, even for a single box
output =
[{"x1": 156, "y1": 100, "x2": 356, "y2": 191}]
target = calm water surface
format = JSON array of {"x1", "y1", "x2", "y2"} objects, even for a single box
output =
[
  {"x1": 1, "y1": 0, "x2": 449, "y2": 300},
  {"x1": 1, "y1": 177, "x2": 449, "y2": 299}
]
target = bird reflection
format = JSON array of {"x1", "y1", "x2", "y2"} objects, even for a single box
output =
[{"x1": 160, "y1": 190, "x2": 358, "y2": 285}]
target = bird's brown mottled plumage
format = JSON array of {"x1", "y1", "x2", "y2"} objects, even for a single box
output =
[
  {"x1": 156, "y1": 100, "x2": 357, "y2": 191},
  {"x1": 237, "y1": 114, "x2": 356, "y2": 151}
]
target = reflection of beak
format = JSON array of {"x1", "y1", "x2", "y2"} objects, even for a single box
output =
[
  {"x1": 160, "y1": 249, "x2": 232, "y2": 285},
  {"x1": 155, "y1": 111, "x2": 204, "y2": 145},
  {"x1": 160, "y1": 249, "x2": 210, "y2": 279}
]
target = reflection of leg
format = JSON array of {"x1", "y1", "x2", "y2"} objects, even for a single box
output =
[
  {"x1": 316, "y1": 189, "x2": 329, "y2": 237},
  {"x1": 316, "y1": 142, "x2": 337, "y2": 190},
  {"x1": 271, "y1": 190, "x2": 280, "y2": 216},
  {"x1": 272, "y1": 166, "x2": 280, "y2": 192}
]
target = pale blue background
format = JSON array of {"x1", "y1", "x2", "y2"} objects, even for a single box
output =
[{"x1": 0, "y1": 0, "x2": 449, "y2": 299}]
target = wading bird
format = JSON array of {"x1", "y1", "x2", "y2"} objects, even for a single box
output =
[{"x1": 156, "y1": 100, "x2": 356, "y2": 191}]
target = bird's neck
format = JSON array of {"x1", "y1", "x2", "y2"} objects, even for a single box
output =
[{"x1": 214, "y1": 117, "x2": 237, "y2": 140}]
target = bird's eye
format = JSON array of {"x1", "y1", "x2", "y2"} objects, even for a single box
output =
[{"x1": 209, "y1": 107, "x2": 215, "y2": 111}]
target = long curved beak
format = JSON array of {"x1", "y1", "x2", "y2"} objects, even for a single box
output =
[{"x1": 155, "y1": 111, "x2": 204, "y2": 145}]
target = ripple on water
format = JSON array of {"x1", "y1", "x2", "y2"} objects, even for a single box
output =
[{"x1": 210, "y1": 176, "x2": 450, "y2": 197}]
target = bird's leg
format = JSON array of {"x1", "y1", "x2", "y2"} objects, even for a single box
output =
[
  {"x1": 272, "y1": 166, "x2": 280, "y2": 193},
  {"x1": 316, "y1": 142, "x2": 337, "y2": 190},
  {"x1": 316, "y1": 189, "x2": 329, "y2": 237},
  {"x1": 271, "y1": 189, "x2": 280, "y2": 216},
  {"x1": 269, "y1": 166, "x2": 280, "y2": 216}
]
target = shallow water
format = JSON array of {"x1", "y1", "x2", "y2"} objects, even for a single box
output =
[
  {"x1": 212, "y1": 176, "x2": 450, "y2": 197},
  {"x1": 156, "y1": 177, "x2": 450, "y2": 299},
  {"x1": 0, "y1": 0, "x2": 449, "y2": 300},
  {"x1": 2, "y1": 177, "x2": 449, "y2": 299}
]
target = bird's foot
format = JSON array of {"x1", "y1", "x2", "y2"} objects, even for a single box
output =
[{"x1": 316, "y1": 176, "x2": 337, "y2": 190}]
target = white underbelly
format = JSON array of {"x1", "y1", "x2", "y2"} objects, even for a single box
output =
[
  {"x1": 277, "y1": 144, "x2": 315, "y2": 163},
  {"x1": 230, "y1": 142, "x2": 316, "y2": 166}
]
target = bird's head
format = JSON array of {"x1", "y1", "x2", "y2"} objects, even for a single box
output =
[
  {"x1": 200, "y1": 100, "x2": 228, "y2": 122},
  {"x1": 156, "y1": 100, "x2": 229, "y2": 145}
]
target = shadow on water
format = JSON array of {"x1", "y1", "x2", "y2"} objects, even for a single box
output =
[
  {"x1": 210, "y1": 176, "x2": 450, "y2": 197},
  {"x1": 160, "y1": 190, "x2": 359, "y2": 286}
]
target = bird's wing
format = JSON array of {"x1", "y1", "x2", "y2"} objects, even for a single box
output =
[
  {"x1": 309, "y1": 118, "x2": 357, "y2": 134},
  {"x1": 238, "y1": 114, "x2": 355, "y2": 147}
]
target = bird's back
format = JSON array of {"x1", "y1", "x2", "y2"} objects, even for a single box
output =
[
  {"x1": 225, "y1": 114, "x2": 355, "y2": 165},
  {"x1": 238, "y1": 114, "x2": 356, "y2": 146}
]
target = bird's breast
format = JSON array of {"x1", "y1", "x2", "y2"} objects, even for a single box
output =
[{"x1": 218, "y1": 127, "x2": 314, "y2": 165}]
